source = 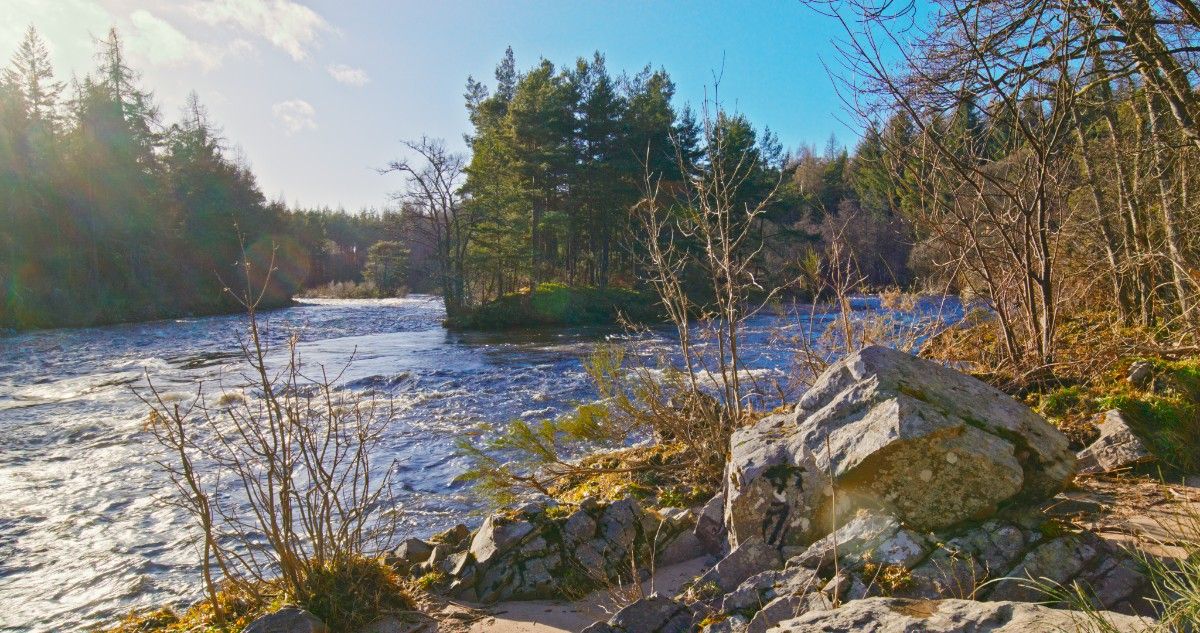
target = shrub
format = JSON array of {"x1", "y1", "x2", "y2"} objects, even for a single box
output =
[
  {"x1": 138, "y1": 276, "x2": 405, "y2": 630},
  {"x1": 457, "y1": 346, "x2": 731, "y2": 506},
  {"x1": 297, "y1": 557, "x2": 413, "y2": 631},
  {"x1": 298, "y1": 280, "x2": 390, "y2": 299}
]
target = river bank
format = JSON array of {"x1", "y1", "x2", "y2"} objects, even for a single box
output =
[
  {"x1": 110, "y1": 336, "x2": 1200, "y2": 633},
  {"x1": 2, "y1": 295, "x2": 862, "y2": 632}
]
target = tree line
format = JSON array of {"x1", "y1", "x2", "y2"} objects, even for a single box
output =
[
  {"x1": 392, "y1": 48, "x2": 913, "y2": 319},
  {"x1": 0, "y1": 27, "x2": 420, "y2": 329},
  {"x1": 2, "y1": 26, "x2": 980, "y2": 333},
  {"x1": 804, "y1": 0, "x2": 1200, "y2": 369}
]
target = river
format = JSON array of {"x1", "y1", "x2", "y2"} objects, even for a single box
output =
[{"x1": 0, "y1": 295, "x2": 957, "y2": 632}]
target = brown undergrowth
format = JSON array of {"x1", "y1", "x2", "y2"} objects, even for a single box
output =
[
  {"x1": 99, "y1": 557, "x2": 417, "y2": 633},
  {"x1": 924, "y1": 311, "x2": 1200, "y2": 472}
]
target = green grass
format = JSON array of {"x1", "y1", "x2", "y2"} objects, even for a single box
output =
[
  {"x1": 1095, "y1": 358, "x2": 1200, "y2": 473},
  {"x1": 446, "y1": 283, "x2": 662, "y2": 330}
]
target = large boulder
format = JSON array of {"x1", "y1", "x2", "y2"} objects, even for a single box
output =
[
  {"x1": 726, "y1": 346, "x2": 1075, "y2": 549},
  {"x1": 766, "y1": 597, "x2": 1151, "y2": 632}
]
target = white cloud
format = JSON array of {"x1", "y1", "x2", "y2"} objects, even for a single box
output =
[
  {"x1": 272, "y1": 99, "x2": 316, "y2": 134},
  {"x1": 326, "y1": 63, "x2": 369, "y2": 87},
  {"x1": 127, "y1": 10, "x2": 221, "y2": 71},
  {"x1": 188, "y1": 0, "x2": 329, "y2": 61}
]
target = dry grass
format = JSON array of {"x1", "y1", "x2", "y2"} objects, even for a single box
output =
[{"x1": 99, "y1": 557, "x2": 416, "y2": 633}]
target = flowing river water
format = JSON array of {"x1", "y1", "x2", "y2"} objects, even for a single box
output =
[{"x1": 0, "y1": 295, "x2": 957, "y2": 632}]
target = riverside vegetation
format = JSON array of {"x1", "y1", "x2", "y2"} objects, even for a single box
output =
[{"x1": 22, "y1": 0, "x2": 1200, "y2": 630}]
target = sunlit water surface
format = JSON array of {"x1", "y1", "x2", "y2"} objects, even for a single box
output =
[{"x1": 0, "y1": 295, "x2": 957, "y2": 632}]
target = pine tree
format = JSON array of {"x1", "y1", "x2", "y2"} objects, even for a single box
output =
[{"x1": 3, "y1": 25, "x2": 63, "y2": 129}]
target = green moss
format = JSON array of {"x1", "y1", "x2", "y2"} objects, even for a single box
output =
[
  {"x1": 445, "y1": 283, "x2": 662, "y2": 330},
  {"x1": 544, "y1": 504, "x2": 575, "y2": 521},
  {"x1": 1096, "y1": 392, "x2": 1200, "y2": 472},
  {"x1": 1039, "y1": 386, "x2": 1086, "y2": 418},
  {"x1": 861, "y1": 562, "x2": 913, "y2": 594},
  {"x1": 690, "y1": 580, "x2": 724, "y2": 601},
  {"x1": 897, "y1": 383, "x2": 930, "y2": 403},
  {"x1": 414, "y1": 570, "x2": 448, "y2": 591},
  {"x1": 657, "y1": 485, "x2": 711, "y2": 509},
  {"x1": 1038, "y1": 517, "x2": 1077, "y2": 539}
]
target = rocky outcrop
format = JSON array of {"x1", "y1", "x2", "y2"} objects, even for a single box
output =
[
  {"x1": 649, "y1": 348, "x2": 1152, "y2": 633},
  {"x1": 725, "y1": 346, "x2": 1075, "y2": 550},
  {"x1": 242, "y1": 606, "x2": 327, "y2": 633},
  {"x1": 763, "y1": 599, "x2": 1147, "y2": 633},
  {"x1": 1077, "y1": 410, "x2": 1153, "y2": 474},
  {"x1": 766, "y1": 597, "x2": 1150, "y2": 632},
  {"x1": 692, "y1": 505, "x2": 1150, "y2": 629},
  {"x1": 425, "y1": 497, "x2": 695, "y2": 603}
]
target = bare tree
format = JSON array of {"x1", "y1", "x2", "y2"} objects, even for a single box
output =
[
  {"x1": 141, "y1": 252, "x2": 401, "y2": 624},
  {"x1": 634, "y1": 92, "x2": 789, "y2": 421},
  {"x1": 383, "y1": 137, "x2": 473, "y2": 316},
  {"x1": 806, "y1": 0, "x2": 1200, "y2": 353}
]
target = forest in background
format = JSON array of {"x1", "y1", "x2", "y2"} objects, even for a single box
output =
[
  {"x1": 0, "y1": 27, "x2": 431, "y2": 330},
  {"x1": 0, "y1": 26, "x2": 912, "y2": 330},
  {"x1": 385, "y1": 48, "x2": 911, "y2": 319}
]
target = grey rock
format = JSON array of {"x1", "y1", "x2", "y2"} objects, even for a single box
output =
[
  {"x1": 518, "y1": 536, "x2": 549, "y2": 558},
  {"x1": 599, "y1": 498, "x2": 642, "y2": 548},
  {"x1": 583, "y1": 595, "x2": 695, "y2": 633},
  {"x1": 897, "y1": 519, "x2": 1027, "y2": 600},
  {"x1": 515, "y1": 496, "x2": 556, "y2": 515},
  {"x1": 430, "y1": 523, "x2": 471, "y2": 549},
  {"x1": 1077, "y1": 410, "x2": 1153, "y2": 474},
  {"x1": 702, "y1": 615, "x2": 750, "y2": 633},
  {"x1": 787, "y1": 511, "x2": 927, "y2": 572},
  {"x1": 722, "y1": 569, "x2": 785, "y2": 612},
  {"x1": 696, "y1": 492, "x2": 728, "y2": 554},
  {"x1": 520, "y1": 555, "x2": 557, "y2": 594},
  {"x1": 659, "y1": 506, "x2": 694, "y2": 527},
  {"x1": 747, "y1": 593, "x2": 830, "y2": 633},
  {"x1": 695, "y1": 538, "x2": 783, "y2": 593},
  {"x1": 1077, "y1": 555, "x2": 1148, "y2": 610},
  {"x1": 726, "y1": 347, "x2": 1073, "y2": 549},
  {"x1": 722, "y1": 567, "x2": 822, "y2": 615},
  {"x1": 988, "y1": 535, "x2": 1098, "y2": 602},
  {"x1": 563, "y1": 508, "x2": 598, "y2": 545},
  {"x1": 658, "y1": 529, "x2": 704, "y2": 565},
  {"x1": 442, "y1": 550, "x2": 468, "y2": 575},
  {"x1": 574, "y1": 540, "x2": 607, "y2": 572},
  {"x1": 767, "y1": 597, "x2": 1152, "y2": 632},
  {"x1": 467, "y1": 515, "x2": 535, "y2": 567},
  {"x1": 1128, "y1": 361, "x2": 1154, "y2": 387},
  {"x1": 427, "y1": 543, "x2": 450, "y2": 567},
  {"x1": 242, "y1": 606, "x2": 327, "y2": 633},
  {"x1": 390, "y1": 538, "x2": 434, "y2": 566}
]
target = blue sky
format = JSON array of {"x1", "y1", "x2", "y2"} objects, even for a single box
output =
[{"x1": 2, "y1": 0, "x2": 856, "y2": 210}]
